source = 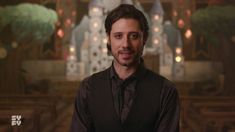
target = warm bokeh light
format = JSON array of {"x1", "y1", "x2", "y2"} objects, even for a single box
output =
[
  {"x1": 93, "y1": 22, "x2": 98, "y2": 28},
  {"x1": 175, "y1": 56, "x2": 182, "y2": 62},
  {"x1": 154, "y1": 27, "x2": 160, "y2": 32},
  {"x1": 154, "y1": 39, "x2": 159, "y2": 45},
  {"x1": 57, "y1": 29, "x2": 64, "y2": 38},
  {"x1": 103, "y1": 38, "x2": 108, "y2": 44},
  {"x1": 92, "y1": 7, "x2": 99, "y2": 13},
  {"x1": 102, "y1": 48, "x2": 108, "y2": 53},
  {"x1": 178, "y1": 19, "x2": 185, "y2": 28},
  {"x1": 66, "y1": 18, "x2": 72, "y2": 26},
  {"x1": 0, "y1": 47, "x2": 7, "y2": 59},
  {"x1": 185, "y1": 28, "x2": 192, "y2": 39},
  {"x1": 93, "y1": 36, "x2": 98, "y2": 42},
  {"x1": 154, "y1": 15, "x2": 160, "y2": 20},
  {"x1": 175, "y1": 47, "x2": 182, "y2": 54},
  {"x1": 173, "y1": 10, "x2": 178, "y2": 17},
  {"x1": 70, "y1": 47, "x2": 75, "y2": 53},
  {"x1": 186, "y1": 9, "x2": 191, "y2": 16},
  {"x1": 58, "y1": 9, "x2": 63, "y2": 16}
]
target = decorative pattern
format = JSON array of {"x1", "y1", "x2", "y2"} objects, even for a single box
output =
[
  {"x1": 88, "y1": 0, "x2": 103, "y2": 74},
  {"x1": 66, "y1": 45, "x2": 80, "y2": 79},
  {"x1": 150, "y1": 0, "x2": 164, "y2": 54}
]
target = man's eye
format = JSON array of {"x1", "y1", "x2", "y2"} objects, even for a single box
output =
[
  {"x1": 129, "y1": 33, "x2": 140, "y2": 40},
  {"x1": 114, "y1": 34, "x2": 122, "y2": 39}
]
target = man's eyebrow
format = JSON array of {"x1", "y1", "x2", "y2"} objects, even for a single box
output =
[
  {"x1": 112, "y1": 32, "x2": 123, "y2": 35},
  {"x1": 112, "y1": 31, "x2": 140, "y2": 34},
  {"x1": 112, "y1": 32, "x2": 123, "y2": 34},
  {"x1": 128, "y1": 31, "x2": 140, "y2": 34}
]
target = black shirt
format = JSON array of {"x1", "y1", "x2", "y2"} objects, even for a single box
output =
[
  {"x1": 70, "y1": 62, "x2": 180, "y2": 132},
  {"x1": 110, "y1": 61, "x2": 146, "y2": 122}
]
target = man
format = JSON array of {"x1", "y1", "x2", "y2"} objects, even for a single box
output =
[{"x1": 70, "y1": 4, "x2": 180, "y2": 132}]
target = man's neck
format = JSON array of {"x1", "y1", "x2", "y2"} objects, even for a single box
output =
[{"x1": 113, "y1": 61, "x2": 139, "y2": 80}]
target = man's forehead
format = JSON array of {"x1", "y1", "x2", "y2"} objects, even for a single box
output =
[
  {"x1": 110, "y1": 18, "x2": 141, "y2": 32},
  {"x1": 112, "y1": 18, "x2": 140, "y2": 26}
]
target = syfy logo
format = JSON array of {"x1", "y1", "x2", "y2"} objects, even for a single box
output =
[{"x1": 11, "y1": 115, "x2": 22, "y2": 126}]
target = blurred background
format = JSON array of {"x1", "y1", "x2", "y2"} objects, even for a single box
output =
[{"x1": 0, "y1": 0, "x2": 235, "y2": 131}]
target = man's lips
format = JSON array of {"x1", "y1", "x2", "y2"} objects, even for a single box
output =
[{"x1": 119, "y1": 51, "x2": 133, "y2": 59}]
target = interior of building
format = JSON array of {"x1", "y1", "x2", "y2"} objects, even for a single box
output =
[{"x1": 0, "y1": 0, "x2": 235, "y2": 131}]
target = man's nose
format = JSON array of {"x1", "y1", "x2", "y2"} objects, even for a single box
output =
[{"x1": 122, "y1": 35, "x2": 131, "y2": 48}]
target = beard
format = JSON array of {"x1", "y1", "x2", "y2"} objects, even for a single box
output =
[{"x1": 111, "y1": 47, "x2": 143, "y2": 67}]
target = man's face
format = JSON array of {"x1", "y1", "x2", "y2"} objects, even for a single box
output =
[{"x1": 108, "y1": 18, "x2": 144, "y2": 67}]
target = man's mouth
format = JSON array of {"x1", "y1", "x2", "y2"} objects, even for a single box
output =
[{"x1": 119, "y1": 50, "x2": 133, "y2": 59}]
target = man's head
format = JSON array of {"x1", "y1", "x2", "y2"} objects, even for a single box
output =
[
  {"x1": 105, "y1": 4, "x2": 149, "y2": 67},
  {"x1": 105, "y1": 4, "x2": 149, "y2": 44}
]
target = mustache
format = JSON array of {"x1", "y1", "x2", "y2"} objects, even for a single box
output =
[{"x1": 118, "y1": 48, "x2": 134, "y2": 54}]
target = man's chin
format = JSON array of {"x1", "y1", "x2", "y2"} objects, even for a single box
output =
[
  {"x1": 114, "y1": 57, "x2": 139, "y2": 67},
  {"x1": 119, "y1": 60, "x2": 135, "y2": 67}
]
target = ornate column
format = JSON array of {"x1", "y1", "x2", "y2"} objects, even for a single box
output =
[{"x1": 88, "y1": 0, "x2": 104, "y2": 74}]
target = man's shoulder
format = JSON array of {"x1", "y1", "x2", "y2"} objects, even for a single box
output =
[
  {"x1": 144, "y1": 68, "x2": 165, "y2": 81},
  {"x1": 144, "y1": 68, "x2": 176, "y2": 87},
  {"x1": 92, "y1": 68, "x2": 110, "y2": 77},
  {"x1": 86, "y1": 68, "x2": 110, "y2": 82},
  {"x1": 79, "y1": 68, "x2": 110, "y2": 91},
  {"x1": 82, "y1": 68, "x2": 110, "y2": 83}
]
